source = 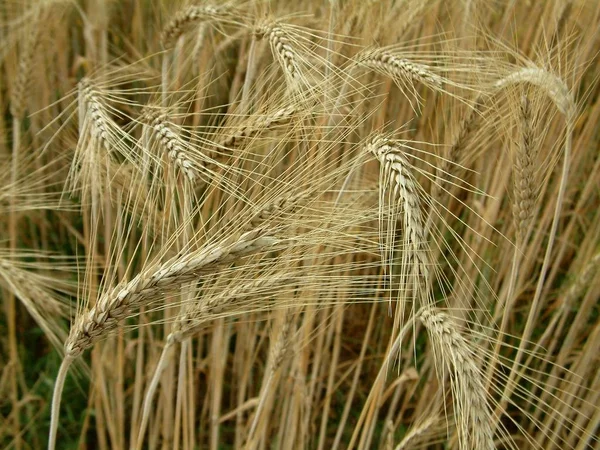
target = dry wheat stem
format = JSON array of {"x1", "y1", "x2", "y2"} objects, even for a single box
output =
[
  {"x1": 347, "y1": 318, "x2": 415, "y2": 450},
  {"x1": 420, "y1": 308, "x2": 495, "y2": 450},
  {"x1": 246, "y1": 314, "x2": 294, "y2": 445},
  {"x1": 136, "y1": 271, "x2": 291, "y2": 448}
]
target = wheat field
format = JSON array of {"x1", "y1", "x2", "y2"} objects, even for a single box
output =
[{"x1": 0, "y1": 1, "x2": 599, "y2": 449}]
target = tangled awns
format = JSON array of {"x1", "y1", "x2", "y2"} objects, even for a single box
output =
[{"x1": 0, "y1": 1, "x2": 599, "y2": 449}]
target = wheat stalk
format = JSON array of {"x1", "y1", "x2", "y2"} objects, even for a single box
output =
[
  {"x1": 494, "y1": 67, "x2": 574, "y2": 116},
  {"x1": 246, "y1": 312, "x2": 294, "y2": 445},
  {"x1": 420, "y1": 308, "x2": 495, "y2": 450}
]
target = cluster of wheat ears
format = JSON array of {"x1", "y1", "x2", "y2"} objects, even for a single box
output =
[{"x1": 0, "y1": 0, "x2": 599, "y2": 449}]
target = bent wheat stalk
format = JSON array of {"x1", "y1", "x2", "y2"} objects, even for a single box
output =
[
  {"x1": 48, "y1": 228, "x2": 278, "y2": 450},
  {"x1": 489, "y1": 66, "x2": 575, "y2": 424}
]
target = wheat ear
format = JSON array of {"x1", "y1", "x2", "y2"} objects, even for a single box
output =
[
  {"x1": 162, "y1": 4, "x2": 231, "y2": 47},
  {"x1": 420, "y1": 309, "x2": 495, "y2": 450},
  {"x1": 394, "y1": 416, "x2": 438, "y2": 450},
  {"x1": 330, "y1": 48, "x2": 444, "y2": 129},
  {"x1": 216, "y1": 105, "x2": 297, "y2": 150},
  {"x1": 48, "y1": 228, "x2": 277, "y2": 450},
  {"x1": 430, "y1": 96, "x2": 484, "y2": 209},
  {"x1": 145, "y1": 112, "x2": 201, "y2": 183},
  {"x1": 254, "y1": 21, "x2": 303, "y2": 93},
  {"x1": 78, "y1": 78, "x2": 113, "y2": 151},
  {"x1": 492, "y1": 66, "x2": 575, "y2": 423},
  {"x1": 512, "y1": 95, "x2": 538, "y2": 244},
  {"x1": 366, "y1": 135, "x2": 431, "y2": 307},
  {"x1": 357, "y1": 48, "x2": 444, "y2": 89},
  {"x1": 66, "y1": 228, "x2": 276, "y2": 358},
  {"x1": 10, "y1": 18, "x2": 39, "y2": 120},
  {"x1": 248, "y1": 190, "x2": 311, "y2": 229}
]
